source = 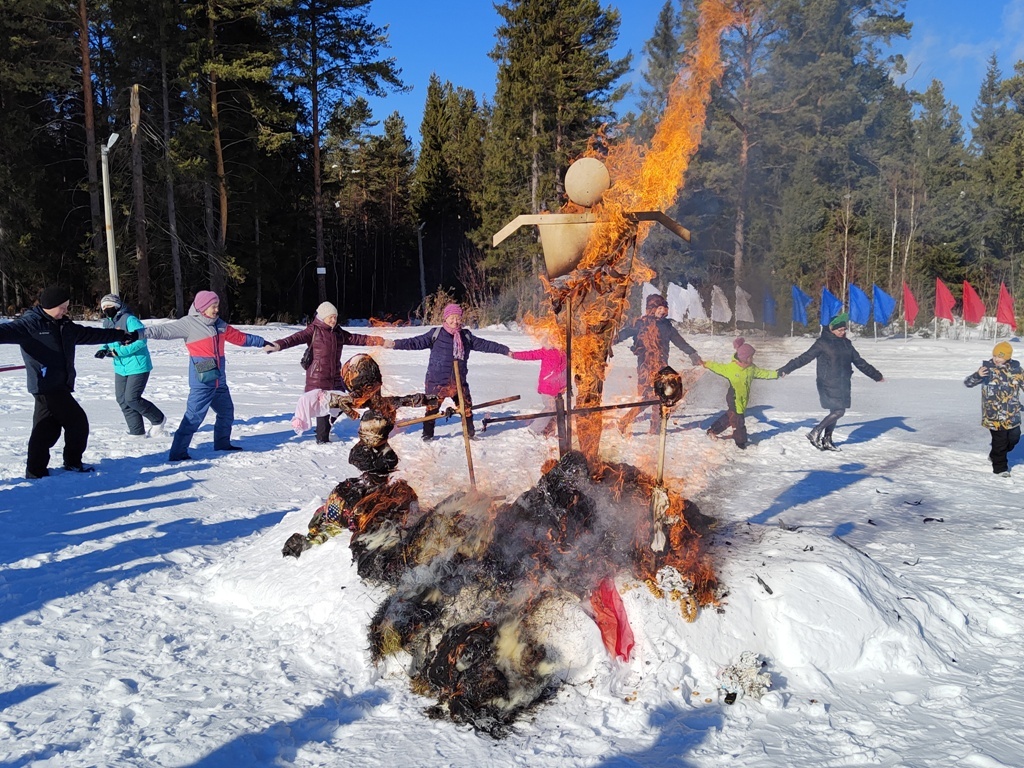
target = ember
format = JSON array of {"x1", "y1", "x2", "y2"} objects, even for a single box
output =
[{"x1": 356, "y1": 450, "x2": 716, "y2": 736}]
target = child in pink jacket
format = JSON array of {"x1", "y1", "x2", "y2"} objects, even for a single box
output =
[{"x1": 511, "y1": 346, "x2": 567, "y2": 434}]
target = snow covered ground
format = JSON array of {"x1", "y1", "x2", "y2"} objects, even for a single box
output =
[{"x1": 1, "y1": 320, "x2": 1022, "y2": 767}]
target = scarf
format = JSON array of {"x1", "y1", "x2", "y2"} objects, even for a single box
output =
[{"x1": 450, "y1": 327, "x2": 466, "y2": 361}]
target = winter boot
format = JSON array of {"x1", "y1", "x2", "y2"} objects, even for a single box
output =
[
  {"x1": 806, "y1": 429, "x2": 822, "y2": 449},
  {"x1": 819, "y1": 432, "x2": 841, "y2": 452}
]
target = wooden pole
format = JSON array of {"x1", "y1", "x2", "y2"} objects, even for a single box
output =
[
  {"x1": 452, "y1": 359, "x2": 476, "y2": 489},
  {"x1": 564, "y1": 292, "x2": 573, "y2": 452},
  {"x1": 394, "y1": 395, "x2": 520, "y2": 429},
  {"x1": 482, "y1": 398, "x2": 662, "y2": 428}
]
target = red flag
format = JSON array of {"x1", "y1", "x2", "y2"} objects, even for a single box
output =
[
  {"x1": 902, "y1": 282, "x2": 919, "y2": 325},
  {"x1": 996, "y1": 282, "x2": 1017, "y2": 329},
  {"x1": 935, "y1": 278, "x2": 956, "y2": 321},
  {"x1": 962, "y1": 281, "x2": 985, "y2": 324},
  {"x1": 590, "y1": 578, "x2": 634, "y2": 662}
]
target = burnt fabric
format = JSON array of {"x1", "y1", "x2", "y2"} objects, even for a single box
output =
[
  {"x1": 274, "y1": 319, "x2": 384, "y2": 392},
  {"x1": 590, "y1": 578, "x2": 635, "y2": 662},
  {"x1": 778, "y1": 326, "x2": 882, "y2": 410}
]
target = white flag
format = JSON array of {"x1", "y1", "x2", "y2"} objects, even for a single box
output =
[
  {"x1": 667, "y1": 282, "x2": 688, "y2": 322},
  {"x1": 710, "y1": 285, "x2": 732, "y2": 323},
  {"x1": 735, "y1": 285, "x2": 755, "y2": 323},
  {"x1": 642, "y1": 282, "x2": 660, "y2": 307},
  {"x1": 685, "y1": 283, "x2": 708, "y2": 320}
]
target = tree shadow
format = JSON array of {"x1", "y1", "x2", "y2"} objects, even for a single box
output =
[
  {"x1": 0, "y1": 682, "x2": 57, "y2": 711},
  {"x1": 181, "y1": 688, "x2": 390, "y2": 767},
  {"x1": 592, "y1": 703, "x2": 723, "y2": 767},
  {"x1": 0, "y1": 450, "x2": 293, "y2": 626},
  {"x1": 748, "y1": 463, "x2": 876, "y2": 525}
]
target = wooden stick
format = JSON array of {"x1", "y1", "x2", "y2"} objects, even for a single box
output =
[
  {"x1": 481, "y1": 398, "x2": 662, "y2": 428},
  {"x1": 655, "y1": 404, "x2": 669, "y2": 485},
  {"x1": 0, "y1": 365, "x2": 26, "y2": 373},
  {"x1": 452, "y1": 360, "x2": 476, "y2": 489},
  {"x1": 564, "y1": 292, "x2": 573, "y2": 454},
  {"x1": 394, "y1": 395, "x2": 520, "y2": 428}
]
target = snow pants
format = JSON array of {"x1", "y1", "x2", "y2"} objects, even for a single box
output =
[
  {"x1": 114, "y1": 372, "x2": 165, "y2": 435},
  {"x1": 989, "y1": 425, "x2": 1021, "y2": 474},
  {"x1": 27, "y1": 390, "x2": 90, "y2": 476},
  {"x1": 707, "y1": 388, "x2": 748, "y2": 448},
  {"x1": 423, "y1": 381, "x2": 473, "y2": 439},
  {"x1": 169, "y1": 383, "x2": 235, "y2": 460}
]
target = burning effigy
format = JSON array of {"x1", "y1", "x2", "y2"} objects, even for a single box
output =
[
  {"x1": 354, "y1": 449, "x2": 716, "y2": 736},
  {"x1": 286, "y1": 0, "x2": 740, "y2": 737}
]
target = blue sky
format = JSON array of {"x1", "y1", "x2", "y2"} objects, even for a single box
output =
[{"x1": 364, "y1": 0, "x2": 1024, "y2": 145}]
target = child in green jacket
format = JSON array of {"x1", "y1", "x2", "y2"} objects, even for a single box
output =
[{"x1": 703, "y1": 337, "x2": 778, "y2": 449}]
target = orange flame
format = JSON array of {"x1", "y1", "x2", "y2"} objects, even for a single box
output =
[{"x1": 579, "y1": 0, "x2": 740, "y2": 265}]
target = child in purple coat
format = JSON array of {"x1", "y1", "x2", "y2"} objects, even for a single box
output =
[{"x1": 386, "y1": 303, "x2": 510, "y2": 439}]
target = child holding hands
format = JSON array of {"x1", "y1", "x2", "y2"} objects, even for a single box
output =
[{"x1": 703, "y1": 337, "x2": 779, "y2": 449}]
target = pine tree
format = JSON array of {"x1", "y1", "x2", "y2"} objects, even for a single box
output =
[
  {"x1": 475, "y1": 0, "x2": 630, "y2": 301},
  {"x1": 274, "y1": 0, "x2": 402, "y2": 304}
]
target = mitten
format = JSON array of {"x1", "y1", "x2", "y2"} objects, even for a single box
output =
[{"x1": 94, "y1": 349, "x2": 109, "y2": 359}]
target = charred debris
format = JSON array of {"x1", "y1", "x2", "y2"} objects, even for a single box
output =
[{"x1": 343, "y1": 450, "x2": 717, "y2": 737}]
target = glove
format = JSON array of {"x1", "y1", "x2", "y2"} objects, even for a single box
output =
[
  {"x1": 94, "y1": 349, "x2": 109, "y2": 359},
  {"x1": 689, "y1": 353, "x2": 702, "y2": 366},
  {"x1": 123, "y1": 330, "x2": 139, "y2": 344}
]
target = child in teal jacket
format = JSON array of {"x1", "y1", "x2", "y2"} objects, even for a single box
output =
[
  {"x1": 703, "y1": 337, "x2": 778, "y2": 449},
  {"x1": 96, "y1": 294, "x2": 166, "y2": 436}
]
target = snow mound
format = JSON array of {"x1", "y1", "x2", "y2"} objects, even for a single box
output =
[{"x1": 668, "y1": 526, "x2": 969, "y2": 691}]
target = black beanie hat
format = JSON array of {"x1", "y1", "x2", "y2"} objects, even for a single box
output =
[
  {"x1": 646, "y1": 293, "x2": 668, "y2": 311},
  {"x1": 39, "y1": 286, "x2": 71, "y2": 310}
]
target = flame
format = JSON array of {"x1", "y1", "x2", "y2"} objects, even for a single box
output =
[
  {"x1": 524, "y1": 0, "x2": 739, "y2": 462},
  {"x1": 580, "y1": 0, "x2": 740, "y2": 264}
]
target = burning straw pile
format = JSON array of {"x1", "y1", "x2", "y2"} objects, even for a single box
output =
[{"x1": 349, "y1": 450, "x2": 717, "y2": 736}]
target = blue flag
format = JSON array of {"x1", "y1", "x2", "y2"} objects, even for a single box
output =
[
  {"x1": 820, "y1": 287, "x2": 843, "y2": 326},
  {"x1": 848, "y1": 284, "x2": 871, "y2": 325},
  {"x1": 763, "y1": 292, "x2": 777, "y2": 326},
  {"x1": 872, "y1": 284, "x2": 897, "y2": 325},
  {"x1": 791, "y1": 285, "x2": 813, "y2": 326}
]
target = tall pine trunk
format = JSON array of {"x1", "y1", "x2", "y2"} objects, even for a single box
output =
[
  {"x1": 160, "y1": 26, "x2": 184, "y2": 317},
  {"x1": 310, "y1": 33, "x2": 326, "y2": 304},
  {"x1": 207, "y1": 12, "x2": 228, "y2": 313},
  {"x1": 77, "y1": 0, "x2": 104, "y2": 287},
  {"x1": 130, "y1": 85, "x2": 152, "y2": 315}
]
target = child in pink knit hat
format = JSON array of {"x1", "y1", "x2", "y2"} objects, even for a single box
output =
[
  {"x1": 703, "y1": 337, "x2": 779, "y2": 449},
  {"x1": 510, "y1": 328, "x2": 567, "y2": 436}
]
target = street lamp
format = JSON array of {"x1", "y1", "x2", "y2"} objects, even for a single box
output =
[{"x1": 100, "y1": 132, "x2": 120, "y2": 295}]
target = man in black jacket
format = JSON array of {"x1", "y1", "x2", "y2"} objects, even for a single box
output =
[{"x1": 0, "y1": 287, "x2": 134, "y2": 478}]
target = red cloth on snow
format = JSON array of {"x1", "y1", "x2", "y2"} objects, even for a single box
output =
[{"x1": 590, "y1": 578, "x2": 634, "y2": 662}]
